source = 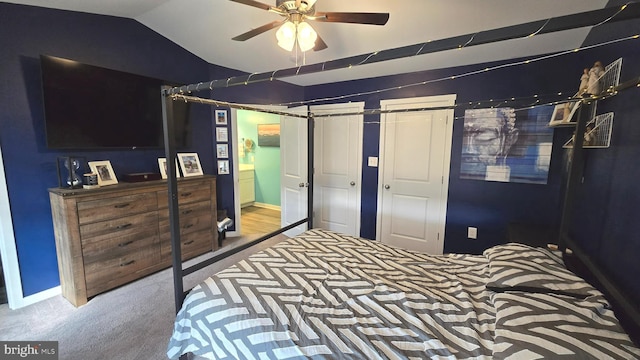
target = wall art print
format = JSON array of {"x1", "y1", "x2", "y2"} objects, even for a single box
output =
[{"x1": 461, "y1": 106, "x2": 554, "y2": 184}]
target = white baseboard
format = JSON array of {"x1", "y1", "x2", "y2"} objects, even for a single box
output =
[
  {"x1": 253, "y1": 203, "x2": 281, "y2": 211},
  {"x1": 11, "y1": 286, "x2": 61, "y2": 310}
]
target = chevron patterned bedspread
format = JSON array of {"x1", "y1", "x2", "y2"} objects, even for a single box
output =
[{"x1": 167, "y1": 229, "x2": 640, "y2": 359}]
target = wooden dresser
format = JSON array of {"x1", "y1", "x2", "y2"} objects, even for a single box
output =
[{"x1": 49, "y1": 175, "x2": 217, "y2": 307}]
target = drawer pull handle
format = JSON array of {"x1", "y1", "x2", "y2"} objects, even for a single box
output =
[
  {"x1": 181, "y1": 192, "x2": 192, "y2": 197},
  {"x1": 118, "y1": 240, "x2": 134, "y2": 247},
  {"x1": 181, "y1": 210, "x2": 193, "y2": 215},
  {"x1": 183, "y1": 224, "x2": 193, "y2": 229},
  {"x1": 184, "y1": 240, "x2": 195, "y2": 245},
  {"x1": 115, "y1": 223, "x2": 132, "y2": 230},
  {"x1": 114, "y1": 203, "x2": 130, "y2": 209},
  {"x1": 120, "y1": 260, "x2": 135, "y2": 267}
]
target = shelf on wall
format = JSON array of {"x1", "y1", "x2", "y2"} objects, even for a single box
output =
[
  {"x1": 563, "y1": 112, "x2": 614, "y2": 149},
  {"x1": 548, "y1": 58, "x2": 622, "y2": 128}
]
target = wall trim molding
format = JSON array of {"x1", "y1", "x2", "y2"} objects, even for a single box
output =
[
  {"x1": 0, "y1": 143, "x2": 24, "y2": 309},
  {"x1": 253, "y1": 202, "x2": 281, "y2": 211},
  {"x1": 16, "y1": 286, "x2": 61, "y2": 309}
]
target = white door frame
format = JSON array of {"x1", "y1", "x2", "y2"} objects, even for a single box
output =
[
  {"x1": 0, "y1": 145, "x2": 61, "y2": 309},
  {"x1": 310, "y1": 102, "x2": 364, "y2": 236},
  {"x1": 375, "y1": 94, "x2": 456, "y2": 252}
]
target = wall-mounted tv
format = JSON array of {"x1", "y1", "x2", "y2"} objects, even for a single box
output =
[{"x1": 40, "y1": 55, "x2": 190, "y2": 150}]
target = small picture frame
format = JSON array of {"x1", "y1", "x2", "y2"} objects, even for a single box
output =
[
  {"x1": 549, "y1": 101, "x2": 581, "y2": 126},
  {"x1": 88, "y1": 160, "x2": 118, "y2": 186},
  {"x1": 216, "y1": 144, "x2": 229, "y2": 159},
  {"x1": 217, "y1": 160, "x2": 230, "y2": 175},
  {"x1": 158, "y1": 158, "x2": 182, "y2": 179},
  {"x1": 215, "y1": 109, "x2": 228, "y2": 125},
  {"x1": 177, "y1": 153, "x2": 204, "y2": 177},
  {"x1": 216, "y1": 127, "x2": 228, "y2": 142}
]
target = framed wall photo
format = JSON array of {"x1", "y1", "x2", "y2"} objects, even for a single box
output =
[
  {"x1": 158, "y1": 158, "x2": 181, "y2": 179},
  {"x1": 216, "y1": 127, "x2": 228, "y2": 142},
  {"x1": 216, "y1": 144, "x2": 229, "y2": 159},
  {"x1": 215, "y1": 109, "x2": 228, "y2": 125},
  {"x1": 217, "y1": 160, "x2": 230, "y2": 175},
  {"x1": 88, "y1": 160, "x2": 118, "y2": 186},
  {"x1": 549, "y1": 101, "x2": 581, "y2": 126},
  {"x1": 257, "y1": 123, "x2": 280, "y2": 147},
  {"x1": 177, "y1": 153, "x2": 204, "y2": 177}
]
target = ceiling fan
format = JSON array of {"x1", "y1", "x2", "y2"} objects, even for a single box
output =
[{"x1": 230, "y1": 0, "x2": 390, "y2": 52}]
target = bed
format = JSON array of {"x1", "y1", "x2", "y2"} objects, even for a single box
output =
[{"x1": 167, "y1": 228, "x2": 640, "y2": 359}]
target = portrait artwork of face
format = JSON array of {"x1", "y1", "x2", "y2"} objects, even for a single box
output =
[
  {"x1": 463, "y1": 108, "x2": 519, "y2": 167},
  {"x1": 461, "y1": 108, "x2": 519, "y2": 181}
]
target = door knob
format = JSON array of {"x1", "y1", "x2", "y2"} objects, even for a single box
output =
[
  {"x1": 384, "y1": 184, "x2": 390, "y2": 189},
  {"x1": 299, "y1": 183, "x2": 306, "y2": 188},
  {"x1": 350, "y1": 181, "x2": 356, "y2": 186}
]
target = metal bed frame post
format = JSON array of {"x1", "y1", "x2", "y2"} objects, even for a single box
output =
[
  {"x1": 161, "y1": 86, "x2": 185, "y2": 314},
  {"x1": 307, "y1": 111, "x2": 314, "y2": 230},
  {"x1": 557, "y1": 98, "x2": 592, "y2": 251}
]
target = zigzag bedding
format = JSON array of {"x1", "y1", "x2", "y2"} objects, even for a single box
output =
[{"x1": 167, "y1": 229, "x2": 640, "y2": 359}]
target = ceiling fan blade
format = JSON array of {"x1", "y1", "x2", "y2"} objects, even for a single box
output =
[
  {"x1": 314, "y1": 12, "x2": 389, "y2": 25},
  {"x1": 229, "y1": 0, "x2": 272, "y2": 11},
  {"x1": 232, "y1": 20, "x2": 285, "y2": 41},
  {"x1": 313, "y1": 34, "x2": 328, "y2": 51}
]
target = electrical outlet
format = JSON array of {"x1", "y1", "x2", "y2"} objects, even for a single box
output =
[{"x1": 467, "y1": 227, "x2": 477, "y2": 239}]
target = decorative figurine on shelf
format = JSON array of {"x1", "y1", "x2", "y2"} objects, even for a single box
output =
[
  {"x1": 587, "y1": 61, "x2": 604, "y2": 95},
  {"x1": 584, "y1": 123, "x2": 596, "y2": 146},
  {"x1": 578, "y1": 68, "x2": 589, "y2": 95}
]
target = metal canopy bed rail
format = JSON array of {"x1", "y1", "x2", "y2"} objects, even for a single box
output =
[{"x1": 162, "y1": 3, "x2": 640, "y2": 93}]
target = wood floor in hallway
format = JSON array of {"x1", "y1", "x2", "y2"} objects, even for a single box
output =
[{"x1": 240, "y1": 205, "x2": 281, "y2": 235}]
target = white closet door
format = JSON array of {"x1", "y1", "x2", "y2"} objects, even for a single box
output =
[
  {"x1": 280, "y1": 106, "x2": 309, "y2": 237},
  {"x1": 311, "y1": 103, "x2": 363, "y2": 237},
  {"x1": 377, "y1": 95, "x2": 456, "y2": 254}
]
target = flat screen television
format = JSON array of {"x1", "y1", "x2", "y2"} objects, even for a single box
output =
[{"x1": 40, "y1": 55, "x2": 190, "y2": 150}]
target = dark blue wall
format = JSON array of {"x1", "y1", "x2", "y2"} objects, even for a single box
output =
[
  {"x1": 0, "y1": 3, "x2": 302, "y2": 297},
  {"x1": 566, "y1": 0, "x2": 640, "y2": 307}
]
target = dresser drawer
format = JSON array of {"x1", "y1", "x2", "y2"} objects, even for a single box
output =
[
  {"x1": 157, "y1": 180, "x2": 211, "y2": 208},
  {"x1": 82, "y1": 225, "x2": 159, "y2": 262},
  {"x1": 84, "y1": 234, "x2": 160, "y2": 297},
  {"x1": 159, "y1": 213, "x2": 212, "y2": 238},
  {"x1": 79, "y1": 211, "x2": 158, "y2": 241},
  {"x1": 158, "y1": 200, "x2": 211, "y2": 221},
  {"x1": 161, "y1": 229, "x2": 213, "y2": 260},
  {"x1": 77, "y1": 192, "x2": 157, "y2": 225}
]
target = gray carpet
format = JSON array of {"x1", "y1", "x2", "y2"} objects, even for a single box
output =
[{"x1": 0, "y1": 235, "x2": 287, "y2": 360}]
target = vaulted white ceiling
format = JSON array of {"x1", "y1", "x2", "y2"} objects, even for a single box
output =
[{"x1": 4, "y1": 0, "x2": 611, "y2": 85}]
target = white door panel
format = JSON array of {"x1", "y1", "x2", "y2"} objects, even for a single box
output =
[
  {"x1": 311, "y1": 103, "x2": 363, "y2": 237},
  {"x1": 378, "y1": 95, "x2": 456, "y2": 254}
]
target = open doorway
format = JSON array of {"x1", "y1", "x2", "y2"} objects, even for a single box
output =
[{"x1": 233, "y1": 109, "x2": 282, "y2": 237}]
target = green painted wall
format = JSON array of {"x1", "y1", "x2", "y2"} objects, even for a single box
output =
[{"x1": 237, "y1": 110, "x2": 281, "y2": 207}]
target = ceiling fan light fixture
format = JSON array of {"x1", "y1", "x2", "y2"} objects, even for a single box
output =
[
  {"x1": 296, "y1": 21, "x2": 317, "y2": 52},
  {"x1": 276, "y1": 21, "x2": 296, "y2": 51}
]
